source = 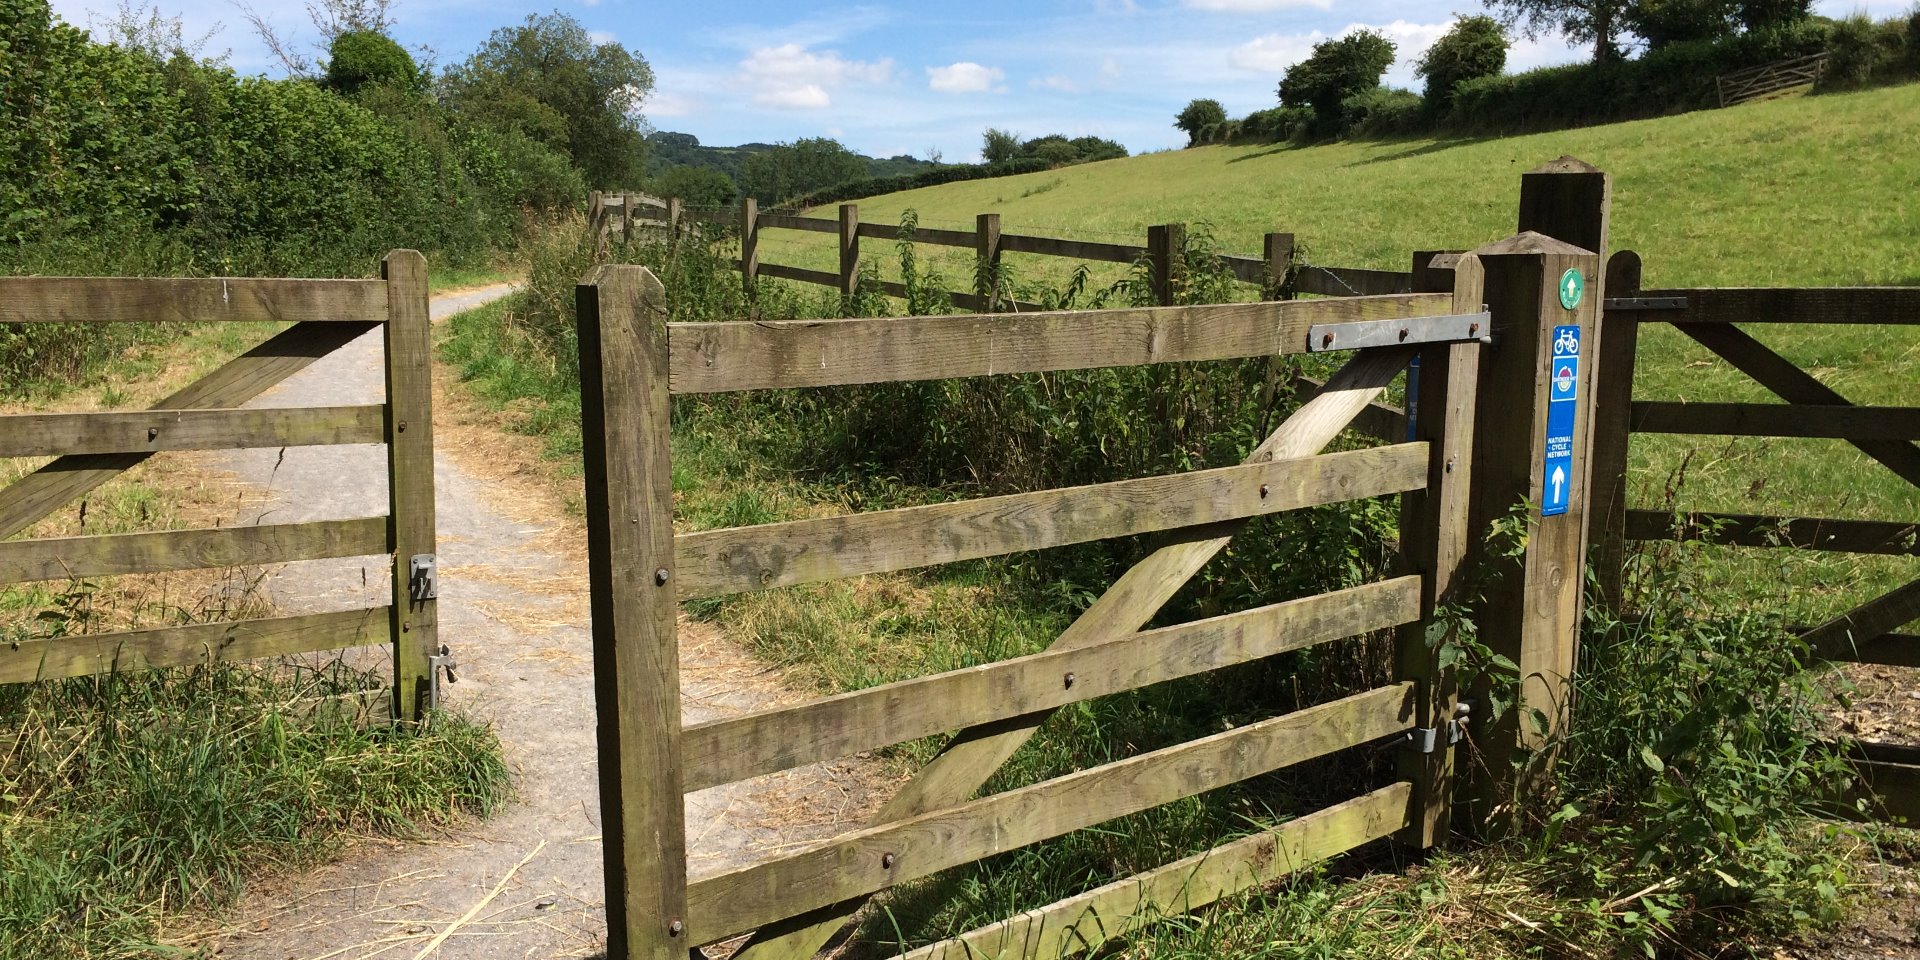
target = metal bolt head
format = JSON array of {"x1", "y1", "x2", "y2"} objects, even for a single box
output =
[
  {"x1": 1259, "y1": 484, "x2": 1270, "y2": 499},
  {"x1": 397, "y1": 421, "x2": 408, "y2": 433},
  {"x1": 1321, "y1": 332, "x2": 1335, "y2": 348},
  {"x1": 655, "y1": 568, "x2": 670, "y2": 586},
  {"x1": 1063, "y1": 672, "x2": 1076, "y2": 690},
  {"x1": 1397, "y1": 328, "x2": 1410, "y2": 341},
  {"x1": 881, "y1": 852, "x2": 897, "y2": 869},
  {"x1": 669, "y1": 919, "x2": 685, "y2": 937},
  {"x1": 147, "y1": 427, "x2": 159, "y2": 441}
]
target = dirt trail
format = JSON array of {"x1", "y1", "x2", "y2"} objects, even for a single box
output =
[{"x1": 200, "y1": 285, "x2": 872, "y2": 959}]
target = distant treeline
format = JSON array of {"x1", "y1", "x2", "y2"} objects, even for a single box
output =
[
  {"x1": 646, "y1": 129, "x2": 1127, "y2": 210},
  {"x1": 1176, "y1": 6, "x2": 1920, "y2": 147}
]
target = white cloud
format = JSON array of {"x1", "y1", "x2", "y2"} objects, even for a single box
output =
[
  {"x1": 1230, "y1": 20, "x2": 1453, "y2": 80},
  {"x1": 927, "y1": 61, "x2": 1006, "y2": 93},
  {"x1": 1032, "y1": 74, "x2": 1083, "y2": 93},
  {"x1": 645, "y1": 90, "x2": 700, "y2": 118},
  {"x1": 738, "y1": 43, "x2": 894, "y2": 110},
  {"x1": 1185, "y1": 0, "x2": 1331, "y2": 11}
]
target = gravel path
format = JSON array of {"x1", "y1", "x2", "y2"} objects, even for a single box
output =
[{"x1": 201, "y1": 285, "x2": 869, "y2": 960}]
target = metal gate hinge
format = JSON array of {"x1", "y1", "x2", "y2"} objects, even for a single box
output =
[
  {"x1": 410, "y1": 554, "x2": 438, "y2": 601},
  {"x1": 1410, "y1": 702, "x2": 1472, "y2": 754}
]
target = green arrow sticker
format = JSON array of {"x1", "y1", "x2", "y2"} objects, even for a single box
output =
[{"x1": 1559, "y1": 268, "x2": 1585, "y2": 310}]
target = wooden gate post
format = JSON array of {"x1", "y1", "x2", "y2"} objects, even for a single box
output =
[
  {"x1": 838, "y1": 203, "x2": 860, "y2": 301},
  {"x1": 667, "y1": 197, "x2": 684, "y2": 239},
  {"x1": 1264, "y1": 232, "x2": 1295, "y2": 300},
  {"x1": 1397, "y1": 253, "x2": 1485, "y2": 847},
  {"x1": 577, "y1": 265, "x2": 688, "y2": 960},
  {"x1": 1591, "y1": 251, "x2": 1643, "y2": 609},
  {"x1": 381, "y1": 250, "x2": 437, "y2": 723},
  {"x1": 1148, "y1": 223, "x2": 1186, "y2": 306},
  {"x1": 975, "y1": 212, "x2": 1002, "y2": 312},
  {"x1": 740, "y1": 197, "x2": 760, "y2": 304},
  {"x1": 1463, "y1": 229, "x2": 1603, "y2": 833}
]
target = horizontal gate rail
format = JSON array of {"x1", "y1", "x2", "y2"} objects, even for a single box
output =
[
  {"x1": 666, "y1": 294, "x2": 1458, "y2": 393},
  {"x1": 0, "y1": 405, "x2": 387, "y2": 458},
  {"x1": 1645, "y1": 286, "x2": 1920, "y2": 325},
  {"x1": 0, "y1": 322, "x2": 378, "y2": 541},
  {"x1": 0, "y1": 607, "x2": 394, "y2": 683},
  {"x1": 683, "y1": 682, "x2": 1417, "y2": 945},
  {"x1": 998, "y1": 232, "x2": 1143, "y2": 264},
  {"x1": 0, "y1": 277, "x2": 389, "y2": 324},
  {"x1": 1626, "y1": 510, "x2": 1918, "y2": 555},
  {"x1": 682, "y1": 576, "x2": 1422, "y2": 791},
  {"x1": 1630, "y1": 401, "x2": 1920, "y2": 441},
  {"x1": 893, "y1": 782, "x2": 1413, "y2": 960},
  {"x1": 675, "y1": 443, "x2": 1428, "y2": 599},
  {"x1": 0, "y1": 516, "x2": 391, "y2": 584}
]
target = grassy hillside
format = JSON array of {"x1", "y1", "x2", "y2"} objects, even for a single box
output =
[{"x1": 755, "y1": 83, "x2": 1920, "y2": 623}]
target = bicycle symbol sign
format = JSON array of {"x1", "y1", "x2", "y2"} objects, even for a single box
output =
[{"x1": 1542, "y1": 324, "x2": 1581, "y2": 518}]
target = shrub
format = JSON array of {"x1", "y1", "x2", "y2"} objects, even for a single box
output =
[
  {"x1": 1279, "y1": 30, "x2": 1397, "y2": 138},
  {"x1": 323, "y1": 29, "x2": 423, "y2": 95},
  {"x1": 1175, "y1": 98, "x2": 1228, "y2": 146},
  {"x1": 1417, "y1": 15, "x2": 1510, "y2": 111},
  {"x1": 1344, "y1": 86, "x2": 1425, "y2": 137},
  {"x1": 1822, "y1": 13, "x2": 1908, "y2": 87}
]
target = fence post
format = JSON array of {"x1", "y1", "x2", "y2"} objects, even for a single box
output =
[
  {"x1": 622, "y1": 192, "x2": 636, "y2": 245},
  {"x1": 839, "y1": 203, "x2": 860, "y2": 301},
  {"x1": 576, "y1": 264, "x2": 687, "y2": 960},
  {"x1": 1397, "y1": 252, "x2": 1486, "y2": 847},
  {"x1": 380, "y1": 250, "x2": 437, "y2": 723},
  {"x1": 1463, "y1": 228, "x2": 1603, "y2": 834},
  {"x1": 1591, "y1": 250, "x2": 1643, "y2": 609},
  {"x1": 975, "y1": 212, "x2": 1002, "y2": 312},
  {"x1": 1148, "y1": 223, "x2": 1186, "y2": 306},
  {"x1": 740, "y1": 197, "x2": 760, "y2": 305},
  {"x1": 667, "y1": 197, "x2": 683, "y2": 239},
  {"x1": 1264, "y1": 232, "x2": 1295, "y2": 300}
]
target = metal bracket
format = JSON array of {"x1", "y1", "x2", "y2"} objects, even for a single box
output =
[
  {"x1": 1410, "y1": 701, "x2": 1473, "y2": 754},
  {"x1": 1603, "y1": 296, "x2": 1687, "y2": 312},
  {"x1": 1308, "y1": 311, "x2": 1493, "y2": 353},
  {"x1": 428, "y1": 643, "x2": 457, "y2": 711},
  {"x1": 409, "y1": 554, "x2": 438, "y2": 601}
]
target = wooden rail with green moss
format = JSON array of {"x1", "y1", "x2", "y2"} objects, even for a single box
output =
[
  {"x1": 578, "y1": 255, "x2": 1495, "y2": 960},
  {"x1": 0, "y1": 252, "x2": 441, "y2": 722}
]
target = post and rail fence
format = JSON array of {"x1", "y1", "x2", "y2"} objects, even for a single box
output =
[
  {"x1": 578, "y1": 160, "x2": 1618, "y2": 960},
  {"x1": 1716, "y1": 52, "x2": 1829, "y2": 107},
  {"x1": 0, "y1": 251, "x2": 444, "y2": 722}
]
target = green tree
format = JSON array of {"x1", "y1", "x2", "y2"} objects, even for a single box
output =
[
  {"x1": 1733, "y1": 0, "x2": 1812, "y2": 31},
  {"x1": 1278, "y1": 31, "x2": 1397, "y2": 137},
  {"x1": 323, "y1": 29, "x2": 423, "y2": 95},
  {"x1": 443, "y1": 12, "x2": 652, "y2": 188},
  {"x1": 1174, "y1": 98, "x2": 1228, "y2": 146},
  {"x1": 1622, "y1": 0, "x2": 1736, "y2": 47},
  {"x1": 981, "y1": 127, "x2": 1020, "y2": 164},
  {"x1": 1417, "y1": 16, "x2": 1508, "y2": 109},
  {"x1": 736, "y1": 137, "x2": 868, "y2": 204},
  {"x1": 1483, "y1": 0, "x2": 1627, "y2": 63},
  {"x1": 651, "y1": 165, "x2": 736, "y2": 207}
]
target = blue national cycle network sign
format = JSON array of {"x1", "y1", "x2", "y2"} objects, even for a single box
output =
[{"x1": 1542, "y1": 325, "x2": 1580, "y2": 517}]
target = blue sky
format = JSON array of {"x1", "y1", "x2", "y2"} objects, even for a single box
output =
[{"x1": 49, "y1": 0, "x2": 1909, "y2": 160}]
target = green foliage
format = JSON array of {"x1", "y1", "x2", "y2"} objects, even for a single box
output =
[
  {"x1": 1278, "y1": 30, "x2": 1399, "y2": 138},
  {"x1": 443, "y1": 11, "x2": 653, "y2": 188},
  {"x1": 1822, "y1": 13, "x2": 1913, "y2": 88},
  {"x1": 1176, "y1": 98, "x2": 1229, "y2": 145},
  {"x1": 0, "y1": 658, "x2": 509, "y2": 959},
  {"x1": 1343, "y1": 86, "x2": 1426, "y2": 137},
  {"x1": 1623, "y1": 0, "x2": 1739, "y2": 48},
  {"x1": 322, "y1": 28, "x2": 422, "y2": 95},
  {"x1": 1487, "y1": 0, "x2": 1630, "y2": 63},
  {"x1": 782, "y1": 157, "x2": 1050, "y2": 210},
  {"x1": 981, "y1": 127, "x2": 1021, "y2": 164},
  {"x1": 737, "y1": 136, "x2": 870, "y2": 205},
  {"x1": 1417, "y1": 15, "x2": 1510, "y2": 109},
  {"x1": 651, "y1": 164, "x2": 737, "y2": 207}
]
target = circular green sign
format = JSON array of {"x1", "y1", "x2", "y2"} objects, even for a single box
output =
[{"x1": 1558, "y1": 268, "x2": 1585, "y2": 310}]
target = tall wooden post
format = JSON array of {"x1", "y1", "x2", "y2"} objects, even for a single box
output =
[
  {"x1": 1591, "y1": 251, "x2": 1643, "y2": 610},
  {"x1": 975, "y1": 212, "x2": 1002, "y2": 313},
  {"x1": 1397, "y1": 253, "x2": 1485, "y2": 847},
  {"x1": 381, "y1": 250, "x2": 438, "y2": 723},
  {"x1": 1148, "y1": 223, "x2": 1186, "y2": 306},
  {"x1": 740, "y1": 197, "x2": 760, "y2": 305},
  {"x1": 1264, "y1": 232, "x2": 1296, "y2": 300},
  {"x1": 577, "y1": 264, "x2": 688, "y2": 960},
  {"x1": 1464, "y1": 231, "x2": 1603, "y2": 833},
  {"x1": 667, "y1": 197, "x2": 684, "y2": 239},
  {"x1": 838, "y1": 203, "x2": 860, "y2": 301},
  {"x1": 622, "y1": 193, "x2": 636, "y2": 245}
]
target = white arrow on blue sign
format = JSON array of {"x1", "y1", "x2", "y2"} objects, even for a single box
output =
[{"x1": 1541, "y1": 325, "x2": 1580, "y2": 517}]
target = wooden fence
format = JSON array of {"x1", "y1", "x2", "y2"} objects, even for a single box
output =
[
  {"x1": 1590, "y1": 252, "x2": 1920, "y2": 816},
  {"x1": 589, "y1": 191, "x2": 683, "y2": 248},
  {"x1": 691, "y1": 199, "x2": 1414, "y2": 311},
  {"x1": 0, "y1": 251, "x2": 442, "y2": 721},
  {"x1": 577, "y1": 159, "x2": 1615, "y2": 960},
  {"x1": 1716, "y1": 52, "x2": 1829, "y2": 107}
]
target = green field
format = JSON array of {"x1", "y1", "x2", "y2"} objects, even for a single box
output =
[{"x1": 752, "y1": 83, "x2": 1920, "y2": 624}]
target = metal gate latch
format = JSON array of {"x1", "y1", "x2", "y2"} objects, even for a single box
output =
[
  {"x1": 428, "y1": 643, "x2": 458, "y2": 711},
  {"x1": 1411, "y1": 702, "x2": 1472, "y2": 754},
  {"x1": 410, "y1": 554, "x2": 438, "y2": 601}
]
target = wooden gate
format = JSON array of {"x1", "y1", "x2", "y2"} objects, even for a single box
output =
[
  {"x1": 0, "y1": 250, "x2": 442, "y2": 721},
  {"x1": 576, "y1": 259, "x2": 1502, "y2": 960},
  {"x1": 1592, "y1": 252, "x2": 1920, "y2": 816}
]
